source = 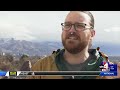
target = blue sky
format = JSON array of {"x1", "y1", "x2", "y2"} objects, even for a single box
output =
[{"x1": 0, "y1": 11, "x2": 120, "y2": 44}]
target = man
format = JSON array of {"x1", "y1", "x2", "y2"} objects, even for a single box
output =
[
  {"x1": 96, "y1": 47, "x2": 109, "y2": 62},
  {"x1": 27, "y1": 11, "x2": 120, "y2": 79}
]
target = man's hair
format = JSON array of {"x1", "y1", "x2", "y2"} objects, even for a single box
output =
[
  {"x1": 97, "y1": 47, "x2": 100, "y2": 50},
  {"x1": 81, "y1": 11, "x2": 94, "y2": 29}
]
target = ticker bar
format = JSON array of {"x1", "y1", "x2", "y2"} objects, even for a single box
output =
[{"x1": 18, "y1": 71, "x2": 101, "y2": 76}]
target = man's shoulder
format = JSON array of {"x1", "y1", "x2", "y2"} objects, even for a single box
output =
[
  {"x1": 30, "y1": 54, "x2": 56, "y2": 71},
  {"x1": 35, "y1": 54, "x2": 56, "y2": 65},
  {"x1": 89, "y1": 48, "x2": 108, "y2": 59},
  {"x1": 32, "y1": 49, "x2": 63, "y2": 69}
]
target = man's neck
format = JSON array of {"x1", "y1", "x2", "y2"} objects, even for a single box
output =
[{"x1": 63, "y1": 47, "x2": 89, "y2": 65}]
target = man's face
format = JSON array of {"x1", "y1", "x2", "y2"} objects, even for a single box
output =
[{"x1": 61, "y1": 11, "x2": 95, "y2": 54}]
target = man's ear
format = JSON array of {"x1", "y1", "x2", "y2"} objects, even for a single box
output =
[{"x1": 91, "y1": 29, "x2": 95, "y2": 37}]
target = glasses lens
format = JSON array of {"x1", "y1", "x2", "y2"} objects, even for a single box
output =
[
  {"x1": 61, "y1": 23, "x2": 71, "y2": 30},
  {"x1": 75, "y1": 23, "x2": 86, "y2": 31}
]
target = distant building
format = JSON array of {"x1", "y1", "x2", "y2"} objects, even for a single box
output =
[{"x1": 0, "y1": 52, "x2": 6, "y2": 56}]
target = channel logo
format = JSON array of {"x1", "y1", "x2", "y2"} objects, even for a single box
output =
[{"x1": 99, "y1": 61, "x2": 117, "y2": 76}]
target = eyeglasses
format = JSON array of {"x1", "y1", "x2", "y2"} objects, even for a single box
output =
[{"x1": 61, "y1": 22, "x2": 93, "y2": 31}]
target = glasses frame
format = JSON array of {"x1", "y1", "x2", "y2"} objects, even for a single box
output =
[{"x1": 61, "y1": 22, "x2": 93, "y2": 31}]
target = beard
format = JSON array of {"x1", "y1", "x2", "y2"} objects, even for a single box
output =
[{"x1": 62, "y1": 32, "x2": 89, "y2": 54}]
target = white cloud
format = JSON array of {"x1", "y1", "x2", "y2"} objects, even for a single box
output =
[
  {"x1": 95, "y1": 26, "x2": 120, "y2": 44},
  {"x1": 104, "y1": 29, "x2": 111, "y2": 32},
  {"x1": 0, "y1": 11, "x2": 68, "y2": 41},
  {"x1": 104, "y1": 26, "x2": 120, "y2": 32},
  {"x1": 112, "y1": 27, "x2": 120, "y2": 32},
  {"x1": 0, "y1": 23, "x2": 36, "y2": 41},
  {"x1": 0, "y1": 11, "x2": 120, "y2": 44}
]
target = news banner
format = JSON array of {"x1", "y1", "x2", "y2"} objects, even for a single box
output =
[
  {"x1": 0, "y1": 71, "x2": 117, "y2": 76},
  {"x1": 0, "y1": 62, "x2": 118, "y2": 76}
]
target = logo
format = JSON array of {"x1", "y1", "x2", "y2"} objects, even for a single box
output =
[
  {"x1": 9, "y1": 71, "x2": 17, "y2": 76},
  {"x1": 88, "y1": 61, "x2": 97, "y2": 65},
  {"x1": 99, "y1": 61, "x2": 110, "y2": 71},
  {"x1": 99, "y1": 61, "x2": 117, "y2": 76}
]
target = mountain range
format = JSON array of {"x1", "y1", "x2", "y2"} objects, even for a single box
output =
[
  {"x1": 0, "y1": 38, "x2": 63, "y2": 56},
  {"x1": 0, "y1": 38, "x2": 119, "y2": 56}
]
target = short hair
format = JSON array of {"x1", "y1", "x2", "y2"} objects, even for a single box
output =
[
  {"x1": 105, "y1": 57, "x2": 108, "y2": 60},
  {"x1": 97, "y1": 47, "x2": 100, "y2": 50},
  {"x1": 80, "y1": 11, "x2": 94, "y2": 29}
]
